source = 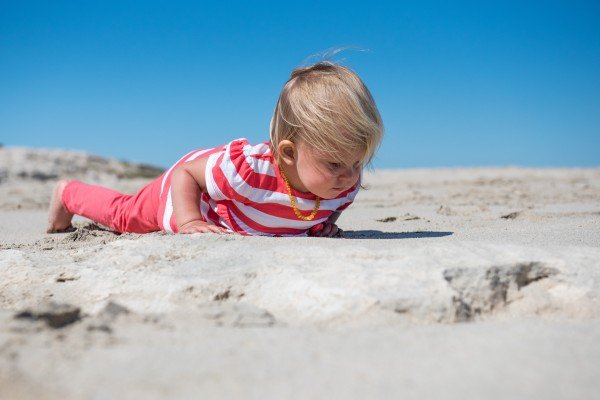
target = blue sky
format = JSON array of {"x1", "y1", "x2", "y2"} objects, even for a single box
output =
[{"x1": 1, "y1": 1, "x2": 599, "y2": 168}]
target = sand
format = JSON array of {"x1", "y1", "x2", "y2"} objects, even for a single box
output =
[{"x1": 1, "y1": 146, "x2": 599, "y2": 399}]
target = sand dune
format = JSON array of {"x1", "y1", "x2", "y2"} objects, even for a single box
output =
[{"x1": 1, "y1": 146, "x2": 599, "y2": 399}]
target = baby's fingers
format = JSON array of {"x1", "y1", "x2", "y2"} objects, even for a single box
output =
[
  {"x1": 326, "y1": 224, "x2": 340, "y2": 237},
  {"x1": 203, "y1": 225, "x2": 230, "y2": 234},
  {"x1": 180, "y1": 225, "x2": 224, "y2": 234},
  {"x1": 320, "y1": 223, "x2": 342, "y2": 238}
]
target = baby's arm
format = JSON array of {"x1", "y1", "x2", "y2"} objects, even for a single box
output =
[{"x1": 171, "y1": 157, "x2": 228, "y2": 234}]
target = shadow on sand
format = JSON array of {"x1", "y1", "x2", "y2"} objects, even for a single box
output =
[{"x1": 343, "y1": 230, "x2": 454, "y2": 240}]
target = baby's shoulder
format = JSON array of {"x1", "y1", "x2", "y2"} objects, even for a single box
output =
[
  {"x1": 227, "y1": 139, "x2": 273, "y2": 165},
  {"x1": 223, "y1": 138, "x2": 276, "y2": 181},
  {"x1": 228, "y1": 138, "x2": 271, "y2": 157}
]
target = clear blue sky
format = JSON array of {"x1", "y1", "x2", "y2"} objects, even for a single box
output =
[{"x1": 1, "y1": 1, "x2": 599, "y2": 168}]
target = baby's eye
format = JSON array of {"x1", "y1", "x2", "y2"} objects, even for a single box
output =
[{"x1": 327, "y1": 162, "x2": 342, "y2": 170}]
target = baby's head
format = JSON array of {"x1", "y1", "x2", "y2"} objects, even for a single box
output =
[{"x1": 270, "y1": 61, "x2": 384, "y2": 167}]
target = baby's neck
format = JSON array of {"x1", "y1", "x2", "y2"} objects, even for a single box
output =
[{"x1": 277, "y1": 160, "x2": 309, "y2": 193}]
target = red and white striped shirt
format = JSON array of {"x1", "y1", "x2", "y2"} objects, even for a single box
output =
[{"x1": 157, "y1": 138, "x2": 360, "y2": 236}]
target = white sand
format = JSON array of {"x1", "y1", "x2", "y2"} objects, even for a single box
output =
[{"x1": 1, "y1": 147, "x2": 599, "y2": 399}]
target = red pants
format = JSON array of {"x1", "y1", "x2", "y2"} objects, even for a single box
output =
[{"x1": 63, "y1": 178, "x2": 164, "y2": 233}]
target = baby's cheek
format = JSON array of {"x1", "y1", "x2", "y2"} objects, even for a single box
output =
[{"x1": 322, "y1": 169, "x2": 338, "y2": 181}]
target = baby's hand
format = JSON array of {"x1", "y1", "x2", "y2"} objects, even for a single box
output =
[
  {"x1": 308, "y1": 222, "x2": 344, "y2": 238},
  {"x1": 178, "y1": 220, "x2": 229, "y2": 234}
]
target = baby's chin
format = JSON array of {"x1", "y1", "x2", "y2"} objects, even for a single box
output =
[{"x1": 318, "y1": 188, "x2": 346, "y2": 200}]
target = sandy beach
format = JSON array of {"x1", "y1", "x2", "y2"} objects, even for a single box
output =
[{"x1": 1, "y1": 146, "x2": 599, "y2": 399}]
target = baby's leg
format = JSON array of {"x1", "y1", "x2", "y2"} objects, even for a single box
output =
[
  {"x1": 48, "y1": 179, "x2": 162, "y2": 234},
  {"x1": 47, "y1": 180, "x2": 74, "y2": 233}
]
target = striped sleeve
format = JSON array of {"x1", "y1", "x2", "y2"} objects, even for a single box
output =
[{"x1": 205, "y1": 138, "x2": 272, "y2": 203}]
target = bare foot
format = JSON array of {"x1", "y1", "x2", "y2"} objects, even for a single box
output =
[{"x1": 47, "y1": 180, "x2": 74, "y2": 233}]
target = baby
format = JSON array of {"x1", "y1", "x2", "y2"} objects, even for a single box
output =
[{"x1": 47, "y1": 61, "x2": 384, "y2": 237}]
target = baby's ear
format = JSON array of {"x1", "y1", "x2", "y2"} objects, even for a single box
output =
[
  {"x1": 277, "y1": 140, "x2": 297, "y2": 165},
  {"x1": 283, "y1": 146, "x2": 294, "y2": 159}
]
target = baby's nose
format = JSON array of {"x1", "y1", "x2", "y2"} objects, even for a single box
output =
[{"x1": 338, "y1": 167, "x2": 355, "y2": 182}]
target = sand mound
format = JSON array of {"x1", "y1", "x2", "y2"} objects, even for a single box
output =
[
  {"x1": 0, "y1": 147, "x2": 163, "y2": 182},
  {"x1": 0, "y1": 147, "x2": 163, "y2": 210}
]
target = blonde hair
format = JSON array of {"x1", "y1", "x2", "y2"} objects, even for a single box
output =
[{"x1": 270, "y1": 61, "x2": 383, "y2": 166}]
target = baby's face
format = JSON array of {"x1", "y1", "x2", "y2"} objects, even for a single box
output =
[{"x1": 295, "y1": 143, "x2": 362, "y2": 199}]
